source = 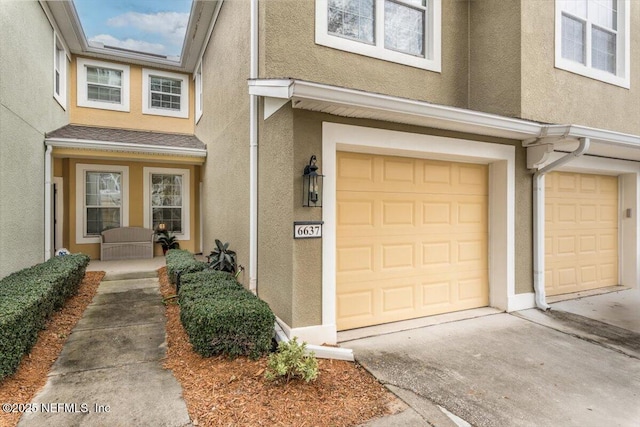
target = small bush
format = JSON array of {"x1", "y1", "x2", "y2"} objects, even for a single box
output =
[
  {"x1": 265, "y1": 337, "x2": 319, "y2": 383},
  {"x1": 178, "y1": 270, "x2": 275, "y2": 360},
  {"x1": 0, "y1": 254, "x2": 90, "y2": 380},
  {"x1": 165, "y1": 249, "x2": 207, "y2": 284},
  {"x1": 207, "y1": 239, "x2": 237, "y2": 274}
]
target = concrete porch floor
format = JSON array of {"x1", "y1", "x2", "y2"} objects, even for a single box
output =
[{"x1": 87, "y1": 256, "x2": 167, "y2": 280}]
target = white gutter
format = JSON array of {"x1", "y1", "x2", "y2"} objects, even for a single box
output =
[
  {"x1": 44, "y1": 145, "x2": 54, "y2": 260},
  {"x1": 249, "y1": 0, "x2": 258, "y2": 293},
  {"x1": 45, "y1": 138, "x2": 207, "y2": 158},
  {"x1": 248, "y1": 79, "x2": 542, "y2": 139},
  {"x1": 532, "y1": 137, "x2": 591, "y2": 310}
]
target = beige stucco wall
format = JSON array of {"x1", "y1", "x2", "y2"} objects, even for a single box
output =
[
  {"x1": 469, "y1": 0, "x2": 522, "y2": 117},
  {"x1": 258, "y1": 106, "x2": 532, "y2": 329},
  {"x1": 196, "y1": 0, "x2": 252, "y2": 286},
  {"x1": 54, "y1": 157, "x2": 200, "y2": 259},
  {"x1": 262, "y1": 0, "x2": 469, "y2": 108},
  {"x1": 0, "y1": 1, "x2": 69, "y2": 278},
  {"x1": 70, "y1": 56, "x2": 195, "y2": 134},
  {"x1": 520, "y1": 1, "x2": 640, "y2": 134},
  {"x1": 258, "y1": 103, "x2": 296, "y2": 325}
]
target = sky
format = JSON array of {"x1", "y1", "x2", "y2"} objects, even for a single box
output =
[{"x1": 73, "y1": 0, "x2": 193, "y2": 58}]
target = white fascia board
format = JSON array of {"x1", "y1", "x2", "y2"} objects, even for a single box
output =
[
  {"x1": 248, "y1": 79, "x2": 294, "y2": 98},
  {"x1": 291, "y1": 81, "x2": 542, "y2": 136},
  {"x1": 530, "y1": 124, "x2": 640, "y2": 150},
  {"x1": 563, "y1": 125, "x2": 640, "y2": 148},
  {"x1": 248, "y1": 79, "x2": 542, "y2": 138},
  {"x1": 45, "y1": 138, "x2": 207, "y2": 158}
]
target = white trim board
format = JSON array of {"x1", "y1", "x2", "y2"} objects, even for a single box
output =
[{"x1": 321, "y1": 123, "x2": 518, "y2": 341}]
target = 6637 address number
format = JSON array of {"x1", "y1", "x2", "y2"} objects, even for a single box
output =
[{"x1": 293, "y1": 223, "x2": 322, "y2": 239}]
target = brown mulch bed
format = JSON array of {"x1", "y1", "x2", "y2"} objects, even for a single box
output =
[
  {"x1": 158, "y1": 267, "x2": 397, "y2": 426},
  {"x1": 0, "y1": 271, "x2": 105, "y2": 427}
]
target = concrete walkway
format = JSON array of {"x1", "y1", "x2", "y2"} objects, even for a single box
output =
[{"x1": 18, "y1": 272, "x2": 191, "y2": 427}]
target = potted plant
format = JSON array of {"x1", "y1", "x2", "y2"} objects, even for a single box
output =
[{"x1": 156, "y1": 230, "x2": 180, "y2": 255}]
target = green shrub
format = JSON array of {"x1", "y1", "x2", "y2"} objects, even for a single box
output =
[
  {"x1": 178, "y1": 270, "x2": 244, "y2": 303},
  {"x1": 178, "y1": 270, "x2": 274, "y2": 360},
  {"x1": 265, "y1": 337, "x2": 319, "y2": 383},
  {"x1": 165, "y1": 249, "x2": 206, "y2": 284},
  {"x1": 0, "y1": 254, "x2": 90, "y2": 380}
]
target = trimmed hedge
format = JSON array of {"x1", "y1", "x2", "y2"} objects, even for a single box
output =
[
  {"x1": 0, "y1": 254, "x2": 90, "y2": 380},
  {"x1": 165, "y1": 249, "x2": 207, "y2": 285},
  {"x1": 177, "y1": 270, "x2": 275, "y2": 360}
]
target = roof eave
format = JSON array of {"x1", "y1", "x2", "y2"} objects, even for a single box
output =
[
  {"x1": 248, "y1": 79, "x2": 640, "y2": 158},
  {"x1": 249, "y1": 79, "x2": 542, "y2": 141},
  {"x1": 45, "y1": 137, "x2": 207, "y2": 159}
]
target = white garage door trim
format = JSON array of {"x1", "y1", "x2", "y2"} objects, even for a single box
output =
[
  {"x1": 543, "y1": 153, "x2": 640, "y2": 289},
  {"x1": 320, "y1": 123, "x2": 517, "y2": 342}
]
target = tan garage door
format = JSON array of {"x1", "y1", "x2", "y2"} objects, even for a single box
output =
[
  {"x1": 545, "y1": 171, "x2": 618, "y2": 296},
  {"x1": 336, "y1": 152, "x2": 489, "y2": 330}
]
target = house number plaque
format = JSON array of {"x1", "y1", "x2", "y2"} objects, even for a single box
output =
[{"x1": 293, "y1": 221, "x2": 323, "y2": 239}]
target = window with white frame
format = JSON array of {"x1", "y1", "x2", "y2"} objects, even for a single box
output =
[
  {"x1": 194, "y1": 60, "x2": 203, "y2": 123},
  {"x1": 142, "y1": 69, "x2": 189, "y2": 118},
  {"x1": 316, "y1": 0, "x2": 441, "y2": 71},
  {"x1": 53, "y1": 32, "x2": 67, "y2": 109},
  {"x1": 77, "y1": 58, "x2": 130, "y2": 112},
  {"x1": 143, "y1": 167, "x2": 190, "y2": 240},
  {"x1": 75, "y1": 164, "x2": 129, "y2": 244},
  {"x1": 555, "y1": 0, "x2": 630, "y2": 88}
]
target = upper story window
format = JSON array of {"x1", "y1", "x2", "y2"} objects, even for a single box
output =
[
  {"x1": 142, "y1": 69, "x2": 189, "y2": 119},
  {"x1": 555, "y1": 0, "x2": 630, "y2": 88},
  {"x1": 316, "y1": 0, "x2": 441, "y2": 71},
  {"x1": 194, "y1": 60, "x2": 203, "y2": 123},
  {"x1": 53, "y1": 32, "x2": 67, "y2": 109},
  {"x1": 77, "y1": 58, "x2": 130, "y2": 112}
]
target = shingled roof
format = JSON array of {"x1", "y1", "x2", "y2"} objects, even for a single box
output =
[{"x1": 46, "y1": 125, "x2": 206, "y2": 150}]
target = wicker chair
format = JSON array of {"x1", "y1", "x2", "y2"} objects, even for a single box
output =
[{"x1": 100, "y1": 227, "x2": 155, "y2": 261}]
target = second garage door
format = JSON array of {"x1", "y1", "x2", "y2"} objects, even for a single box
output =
[
  {"x1": 545, "y1": 171, "x2": 619, "y2": 296},
  {"x1": 336, "y1": 152, "x2": 489, "y2": 330}
]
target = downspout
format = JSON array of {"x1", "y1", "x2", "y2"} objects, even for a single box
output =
[
  {"x1": 249, "y1": 0, "x2": 258, "y2": 293},
  {"x1": 44, "y1": 144, "x2": 53, "y2": 260},
  {"x1": 532, "y1": 137, "x2": 590, "y2": 310}
]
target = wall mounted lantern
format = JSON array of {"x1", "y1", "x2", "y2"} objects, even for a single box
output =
[{"x1": 302, "y1": 155, "x2": 323, "y2": 207}]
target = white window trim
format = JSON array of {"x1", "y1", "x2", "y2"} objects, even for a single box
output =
[
  {"x1": 76, "y1": 58, "x2": 130, "y2": 112},
  {"x1": 554, "y1": 0, "x2": 630, "y2": 88},
  {"x1": 315, "y1": 0, "x2": 442, "y2": 72},
  {"x1": 194, "y1": 59, "x2": 203, "y2": 124},
  {"x1": 143, "y1": 167, "x2": 191, "y2": 240},
  {"x1": 53, "y1": 31, "x2": 67, "y2": 110},
  {"x1": 319, "y1": 123, "x2": 515, "y2": 344},
  {"x1": 75, "y1": 164, "x2": 129, "y2": 245},
  {"x1": 142, "y1": 69, "x2": 190, "y2": 119}
]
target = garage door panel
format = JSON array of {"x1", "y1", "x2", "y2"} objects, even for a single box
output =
[
  {"x1": 338, "y1": 197, "x2": 486, "y2": 237},
  {"x1": 336, "y1": 245, "x2": 374, "y2": 274},
  {"x1": 381, "y1": 243, "x2": 416, "y2": 270},
  {"x1": 337, "y1": 272, "x2": 489, "y2": 330},
  {"x1": 545, "y1": 171, "x2": 618, "y2": 296},
  {"x1": 337, "y1": 152, "x2": 489, "y2": 330}
]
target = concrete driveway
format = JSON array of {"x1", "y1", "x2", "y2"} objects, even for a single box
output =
[{"x1": 348, "y1": 289, "x2": 640, "y2": 427}]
